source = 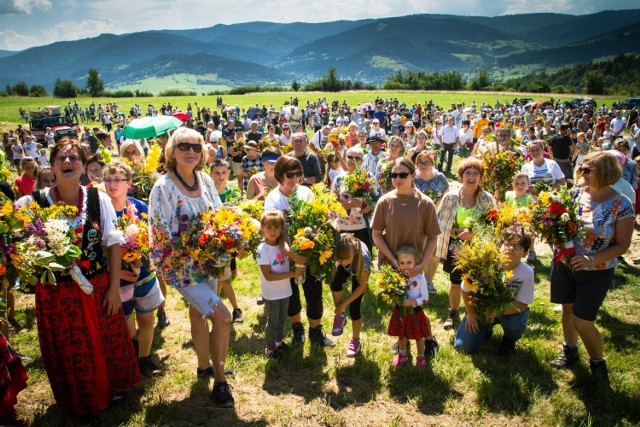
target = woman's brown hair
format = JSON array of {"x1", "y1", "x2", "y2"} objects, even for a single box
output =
[{"x1": 274, "y1": 156, "x2": 303, "y2": 184}]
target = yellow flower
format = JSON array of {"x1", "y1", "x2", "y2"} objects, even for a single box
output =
[
  {"x1": 319, "y1": 250, "x2": 332, "y2": 265},
  {"x1": 0, "y1": 202, "x2": 12, "y2": 217}
]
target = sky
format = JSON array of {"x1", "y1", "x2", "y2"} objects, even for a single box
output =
[{"x1": 0, "y1": 0, "x2": 638, "y2": 51}]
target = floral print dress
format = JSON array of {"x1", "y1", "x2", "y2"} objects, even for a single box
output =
[{"x1": 148, "y1": 172, "x2": 222, "y2": 288}]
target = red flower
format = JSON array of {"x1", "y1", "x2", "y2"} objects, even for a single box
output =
[
  {"x1": 547, "y1": 202, "x2": 567, "y2": 216},
  {"x1": 485, "y1": 209, "x2": 499, "y2": 223},
  {"x1": 198, "y1": 234, "x2": 209, "y2": 245}
]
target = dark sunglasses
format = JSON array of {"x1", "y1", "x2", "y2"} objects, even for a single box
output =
[
  {"x1": 177, "y1": 142, "x2": 202, "y2": 153},
  {"x1": 285, "y1": 170, "x2": 304, "y2": 179},
  {"x1": 578, "y1": 166, "x2": 592, "y2": 175},
  {"x1": 390, "y1": 172, "x2": 410, "y2": 179},
  {"x1": 347, "y1": 155, "x2": 362, "y2": 161}
]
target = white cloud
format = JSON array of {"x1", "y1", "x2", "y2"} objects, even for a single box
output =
[
  {"x1": 0, "y1": 0, "x2": 52, "y2": 14},
  {"x1": 50, "y1": 18, "x2": 118, "y2": 41},
  {"x1": 0, "y1": 29, "x2": 40, "y2": 50}
]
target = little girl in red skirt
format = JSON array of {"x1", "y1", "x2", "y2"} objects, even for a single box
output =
[{"x1": 388, "y1": 246, "x2": 439, "y2": 371}]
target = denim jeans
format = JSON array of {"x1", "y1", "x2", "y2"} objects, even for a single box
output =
[{"x1": 453, "y1": 308, "x2": 529, "y2": 354}]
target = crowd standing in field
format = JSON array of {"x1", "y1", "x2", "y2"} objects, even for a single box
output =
[{"x1": 0, "y1": 94, "x2": 638, "y2": 421}]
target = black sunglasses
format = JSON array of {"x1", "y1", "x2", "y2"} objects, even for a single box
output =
[
  {"x1": 177, "y1": 142, "x2": 202, "y2": 153},
  {"x1": 347, "y1": 155, "x2": 362, "y2": 161},
  {"x1": 390, "y1": 172, "x2": 411, "y2": 179},
  {"x1": 578, "y1": 166, "x2": 592, "y2": 175},
  {"x1": 285, "y1": 170, "x2": 304, "y2": 179}
]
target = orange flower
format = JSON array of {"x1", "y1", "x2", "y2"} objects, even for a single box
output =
[{"x1": 299, "y1": 239, "x2": 315, "y2": 250}]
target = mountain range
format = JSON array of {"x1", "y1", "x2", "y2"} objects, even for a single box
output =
[{"x1": 1, "y1": 10, "x2": 639, "y2": 93}]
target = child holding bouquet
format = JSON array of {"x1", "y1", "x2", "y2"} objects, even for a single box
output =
[
  {"x1": 504, "y1": 173, "x2": 537, "y2": 262},
  {"x1": 103, "y1": 161, "x2": 165, "y2": 376},
  {"x1": 453, "y1": 227, "x2": 535, "y2": 355},
  {"x1": 388, "y1": 246, "x2": 438, "y2": 371},
  {"x1": 257, "y1": 211, "x2": 306, "y2": 359},
  {"x1": 330, "y1": 233, "x2": 372, "y2": 357}
]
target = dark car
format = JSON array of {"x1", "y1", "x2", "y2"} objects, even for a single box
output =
[
  {"x1": 622, "y1": 97, "x2": 640, "y2": 109},
  {"x1": 568, "y1": 98, "x2": 597, "y2": 109}
]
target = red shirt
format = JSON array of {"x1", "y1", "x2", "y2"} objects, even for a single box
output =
[{"x1": 15, "y1": 175, "x2": 36, "y2": 197}]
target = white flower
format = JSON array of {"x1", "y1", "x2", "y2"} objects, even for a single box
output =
[{"x1": 560, "y1": 212, "x2": 570, "y2": 222}]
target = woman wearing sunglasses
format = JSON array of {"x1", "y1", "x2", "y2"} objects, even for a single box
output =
[
  {"x1": 550, "y1": 151, "x2": 634, "y2": 385},
  {"x1": 264, "y1": 156, "x2": 335, "y2": 347},
  {"x1": 148, "y1": 127, "x2": 234, "y2": 407},
  {"x1": 436, "y1": 158, "x2": 496, "y2": 330},
  {"x1": 371, "y1": 157, "x2": 442, "y2": 357}
]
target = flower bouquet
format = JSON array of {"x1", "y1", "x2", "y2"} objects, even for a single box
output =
[
  {"x1": 258, "y1": 137, "x2": 280, "y2": 151},
  {"x1": 185, "y1": 206, "x2": 261, "y2": 279},
  {"x1": 454, "y1": 238, "x2": 514, "y2": 322},
  {"x1": 127, "y1": 144, "x2": 161, "y2": 204},
  {"x1": 0, "y1": 199, "x2": 33, "y2": 291},
  {"x1": 529, "y1": 187, "x2": 582, "y2": 265},
  {"x1": 341, "y1": 168, "x2": 375, "y2": 199},
  {"x1": 238, "y1": 198, "x2": 264, "y2": 222},
  {"x1": 117, "y1": 203, "x2": 150, "y2": 271},
  {"x1": 16, "y1": 202, "x2": 93, "y2": 294},
  {"x1": 287, "y1": 184, "x2": 347, "y2": 283},
  {"x1": 375, "y1": 264, "x2": 408, "y2": 311},
  {"x1": 481, "y1": 150, "x2": 524, "y2": 199},
  {"x1": 280, "y1": 143, "x2": 294, "y2": 155},
  {"x1": 377, "y1": 159, "x2": 394, "y2": 192}
]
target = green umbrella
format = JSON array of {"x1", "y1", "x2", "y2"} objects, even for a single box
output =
[{"x1": 122, "y1": 116, "x2": 183, "y2": 139}]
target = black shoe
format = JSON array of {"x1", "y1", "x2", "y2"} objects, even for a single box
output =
[
  {"x1": 443, "y1": 310, "x2": 460, "y2": 330},
  {"x1": 232, "y1": 308, "x2": 244, "y2": 323},
  {"x1": 197, "y1": 365, "x2": 214, "y2": 379},
  {"x1": 589, "y1": 358, "x2": 610, "y2": 386},
  {"x1": 276, "y1": 341, "x2": 289, "y2": 352},
  {"x1": 499, "y1": 338, "x2": 516, "y2": 356},
  {"x1": 139, "y1": 356, "x2": 162, "y2": 376},
  {"x1": 8, "y1": 318, "x2": 21, "y2": 333},
  {"x1": 157, "y1": 311, "x2": 171, "y2": 328},
  {"x1": 266, "y1": 347, "x2": 284, "y2": 360},
  {"x1": 211, "y1": 382, "x2": 235, "y2": 408},
  {"x1": 308, "y1": 325, "x2": 336, "y2": 347},
  {"x1": 256, "y1": 296, "x2": 265, "y2": 305},
  {"x1": 617, "y1": 255, "x2": 628, "y2": 265},
  {"x1": 291, "y1": 322, "x2": 305, "y2": 344},
  {"x1": 550, "y1": 343, "x2": 579, "y2": 369},
  {"x1": 425, "y1": 337, "x2": 440, "y2": 358}
]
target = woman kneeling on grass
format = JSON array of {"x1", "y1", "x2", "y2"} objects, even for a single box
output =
[{"x1": 550, "y1": 151, "x2": 634, "y2": 386}]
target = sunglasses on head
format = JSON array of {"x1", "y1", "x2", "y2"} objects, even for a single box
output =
[
  {"x1": 285, "y1": 170, "x2": 303, "y2": 179},
  {"x1": 390, "y1": 172, "x2": 410, "y2": 179},
  {"x1": 177, "y1": 142, "x2": 202, "y2": 153}
]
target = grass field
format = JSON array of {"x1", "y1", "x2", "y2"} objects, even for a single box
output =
[
  {"x1": 0, "y1": 91, "x2": 621, "y2": 128},
  {"x1": 10, "y1": 249, "x2": 640, "y2": 426}
]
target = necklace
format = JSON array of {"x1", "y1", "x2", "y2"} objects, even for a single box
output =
[
  {"x1": 175, "y1": 169, "x2": 199, "y2": 192},
  {"x1": 53, "y1": 186, "x2": 84, "y2": 215}
]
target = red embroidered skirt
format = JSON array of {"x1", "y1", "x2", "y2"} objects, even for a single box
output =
[
  {"x1": 388, "y1": 305, "x2": 431, "y2": 340},
  {"x1": 0, "y1": 333, "x2": 28, "y2": 418},
  {"x1": 36, "y1": 271, "x2": 140, "y2": 417}
]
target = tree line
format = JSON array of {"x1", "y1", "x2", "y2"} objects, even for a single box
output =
[{"x1": 2, "y1": 55, "x2": 639, "y2": 98}]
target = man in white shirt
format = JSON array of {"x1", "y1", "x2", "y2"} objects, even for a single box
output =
[
  {"x1": 610, "y1": 110, "x2": 627, "y2": 140},
  {"x1": 362, "y1": 136, "x2": 385, "y2": 177},
  {"x1": 438, "y1": 117, "x2": 459, "y2": 173}
]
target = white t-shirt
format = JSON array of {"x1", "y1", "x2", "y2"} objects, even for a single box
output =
[
  {"x1": 461, "y1": 261, "x2": 534, "y2": 305},
  {"x1": 23, "y1": 141, "x2": 39, "y2": 158},
  {"x1": 256, "y1": 242, "x2": 293, "y2": 300},
  {"x1": 521, "y1": 158, "x2": 565, "y2": 185},
  {"x1": 405, "y1": 273, "x2": 429, "y2": 306},
  {"x1": 264, "y1": 185, "x2": 313, "y2": 213}
]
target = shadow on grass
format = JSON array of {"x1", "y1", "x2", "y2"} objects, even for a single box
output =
[
  {"x1": 597, "y1": 309, "x2": 640, "y2": 352},
  {"x1": 524, "y1": 308, "x2": 558, "y2": 339},
  {"x1": 610, "y1": 262, "x2": 640, "y2": 291},
  {"x1": 387, "y1": 357, "x2": 461, "y2": 414},
  {"x1": 324, "y1": 354, "x2": 382, "y2": 408},
  {"x1": 142, "y1": 380, "x2": 268, "y2": 427},
  {"x1": 261, "y1": 343, "x2": 329, "y2": 403},
  {"x1": 567, "y1": 365, "x2": 640, "y2": 426},
  {"x1": 470, "y1": 344, "x2": 558, "y2": 414}
]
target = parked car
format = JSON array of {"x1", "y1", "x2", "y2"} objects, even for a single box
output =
[
  {"x1": 621, "y1": 97, "x2": 640, "y2": 109},
  {"x1": 567, "y1": 98, "x2": 597, "y2": 109}
]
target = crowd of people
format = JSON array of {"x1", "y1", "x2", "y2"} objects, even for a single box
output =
[{"x1": 0, "y1": 94, "x2": 638, "y2": 421}]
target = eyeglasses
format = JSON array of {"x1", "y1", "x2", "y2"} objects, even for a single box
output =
[
  {"x1": 283, "y1": 127, "x2": 290, "y2": 130},
  {"x1": 285, "y1": 170, "x2": 303, "y2": 179},
  {"x1": 55, "y1": 155, "x2": 82, "y2": 163},
  {"x1": 390, "y1": 172, "x2": 410, "y2": 179},
  {"x1": 104, "y1": 178, "x2": 129, "y2": 184},
  {"x1": 177, "y1": 142, "x2": 203, "y2": 153},
  {"x1": 417, "y1": 161, "x2": 432, "y2": 166},
  {"x1": 578, "y1": 166, "x2": 592, "y2": 175},
  {"x1": 347, "y1": 155, "x2": 362, "y2": 161},
  {"x1": 502, "y1": 242, "x2": 523, "y2": 250}
]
